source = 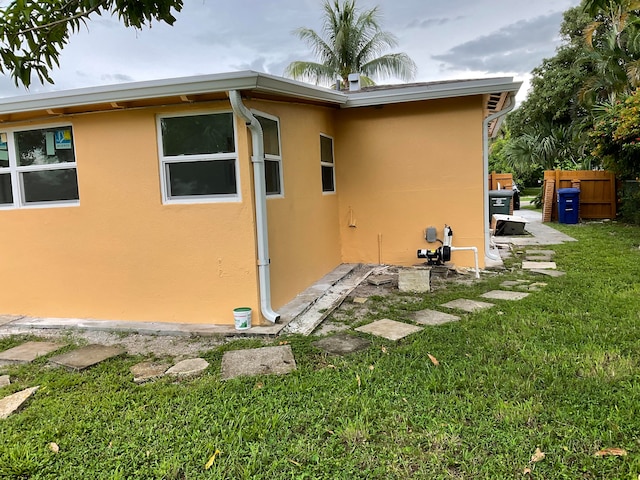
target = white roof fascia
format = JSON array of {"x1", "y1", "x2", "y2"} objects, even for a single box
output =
[
  {"x1": 343, "y1": 77, "x2": 522, "y2": 108},
  {"x1": 0, "y1": 71, "x2": 346, "y2": 115}
]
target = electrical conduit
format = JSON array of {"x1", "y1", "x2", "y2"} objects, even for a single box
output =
[{"x1": 229, "y1": 90, "x2": 280, "y2": 323}]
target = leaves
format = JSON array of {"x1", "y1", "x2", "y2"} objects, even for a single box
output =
[
  {"x1": 204, "y1": 449, "x2": 221, "y2": 469},
  {"x1": 530, "y1": 447, "x2": 546, "y2": 463},
  {"x1": 594, "y1": 447, "x2": 627, "y2": 457},
  {"x1": 284, "y1": 0, "x2": 416, "y2": 87},
  {"x1": 0, "y1": 0, "x2": 184, "y2": 87},
  {"x1": 427, "y1": 353, "x2": 440, "y2": 366}
]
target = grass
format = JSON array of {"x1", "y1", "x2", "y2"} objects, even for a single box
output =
[{"x1": 1, "y1": 222, "x2": 640, "y2": 479}]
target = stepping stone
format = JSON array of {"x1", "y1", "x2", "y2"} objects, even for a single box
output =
[
  {"x1": 480, "y1": 290, "x2": 530, "y2": 301},
  {"x1": 526, "y1": 249, "x2": 555, "y2": 256},
  {"x1": 368, "y1": 275, "x2": 393, "y2": 286},
  {"x1": 130, "y1": 361, "x2": 171, "y2": 384},
  {"x1": 0, "y1": 341, "x2": 66, "y2": 364},
  {"x1": 49, "y1": 344, "x2": 124, "y2": 371},
  {"x1": 221, "y1": 345, "x2": 296, "y2": 380},
  {"x1": 522, "y1": 261, "x2": 557, "y2": 270},
  {"x1": 165, "y1": 358, "x2": 209, "y2": 378},
  {"x1": 525, "y1": 254, "x2": 553, "y2": 261},
  {"x1": 355, "y1": 319, "x2": 423, "y2": 341},
  {"x1": 500, "y1": 280, "x2": 529, "y2": 288},
  {"x1": 530, "y1": 282, "x2": 548, "y2": 288},
  {"x1": 0, "y1": 375, "x2": 9, "y2": 387},
  {"x1": 0, "y1": 386, "x2": 39, "y2": 419},
  {"x1": 412, "y1": 309, "x2": 460, "y2": 326},
  {"x1": 441, "y1": 299, "x2": 494, "y2": 313},
  {"x1": 398, "y1": 267, "x2": 430, "y2": 293},
  {"x1": 312, "y1": 333, "x2": 371, "y2": 355},
  {"x1": 530, "y1": 269, "x2": 566, "y2": 277}
]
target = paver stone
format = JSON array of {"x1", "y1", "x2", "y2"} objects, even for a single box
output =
[
  {"x1": 165, "y1": 358, "x2": 209, "y2": 378},
  {"x1": 441, "y1": 299, "x2": 494, "y2": 313},
  {"x1": 49, "y1": 344, "x2": 124, "y2": 370},
  {"x1": 480, "y1": 290, "x2": 530, "y2": 301},
  {"x1": 221, "y1": 345, "x2": 296, "y2": 380},
  {"x1": 355, "y1": 319, "x2": 423, "y2": 341},
  {"x1": 0, "y1": 386, "x2": 39, "y2": 419},
  {"x1": 312, "y1": 333, "x2": 371, "y2": 355},
  {"x1": 0, "y1": 341, "x2": 66, "y2": 364},
  {"x1": 412, "y1": 309, "x2": 460, "y2": 326}
]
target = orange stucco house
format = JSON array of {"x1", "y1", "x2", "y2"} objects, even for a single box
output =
[{"x1": 0, "y1": 71, "x2": 520, "y2": 326}]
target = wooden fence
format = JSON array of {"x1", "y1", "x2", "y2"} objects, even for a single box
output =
[{"x1": 542, "y1": 170, "x2": 617, "y2": 222}]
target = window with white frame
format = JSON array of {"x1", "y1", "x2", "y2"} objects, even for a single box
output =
[
  {"x1": 255, "y1": 113, "x2": 283, "y2": 196},
  {"x1": 320, "y1": 134, "x2": 335, "y2": 193},
  {"x1": 0, "y1": 125, "x2": 79, "y2": 207},
  {"x1": 158, "y1": 112, "x2": 238, "y2": 202}
]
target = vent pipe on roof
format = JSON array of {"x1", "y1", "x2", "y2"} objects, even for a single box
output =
[
  {"x1": 483, "y1": 91, "x2": 516, "y2": 263},
  {"x1": 348, "y1": 73, "x2": 361, "y2": 91},
  {"x1": 228, "y1": 90, "x2": 280, "y2": 323}
]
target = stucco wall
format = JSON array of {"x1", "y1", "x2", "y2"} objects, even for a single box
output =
[
  {"x1": 335, "y1": 95, "x2": 486, "y2": 268},
  {"x1": 0, "y1": 104, "x2": 261, "y2": 324},
  {"x1": 245, "y1": 100, "x2": 342, "y2": 310}
]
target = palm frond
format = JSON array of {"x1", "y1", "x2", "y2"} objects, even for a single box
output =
[{"x1": 361, "y1": 53, "x2": 417, "y2": 82}]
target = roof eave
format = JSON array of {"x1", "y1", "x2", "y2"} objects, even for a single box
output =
[
  {"x1": 0, "y1": 71, "x2": 347, "y2": 116},
  {"x1": 343, "y1": 78, "x2": 522, "y2": 108}
]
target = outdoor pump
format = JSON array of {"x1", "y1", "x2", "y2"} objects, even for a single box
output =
[{"x1": 417, "y1": 225, "x2": 452, "y2": 265}]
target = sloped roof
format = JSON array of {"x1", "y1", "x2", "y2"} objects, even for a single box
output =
[{"x1": 0, "y1": 71, "x2": 521, "y2": 123}]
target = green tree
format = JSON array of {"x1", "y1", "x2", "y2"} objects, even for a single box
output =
[
  {"x1": 285, "y1": 0, "x2": 416, "y2": 88},
  {"x1": 0, "y1": 0, "x2": 183, "y2": 87}
]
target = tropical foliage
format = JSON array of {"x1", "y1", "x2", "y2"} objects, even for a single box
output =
[
  {"x1": 0, "y1": 0, "x2": 183, "y2": 87},
  {"x1": 285, "y1": 0, "x2": 416, "y2": 88},
  {"x1": 500, "y1": 0, "x2": 640, "y2": 189}
]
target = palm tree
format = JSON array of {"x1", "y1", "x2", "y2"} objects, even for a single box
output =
[{"x1": 285, "y1": 0, "x2": 416, "y2": 89}]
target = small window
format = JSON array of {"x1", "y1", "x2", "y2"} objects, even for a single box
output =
[
  {"x1": 158, "y1": 112, "x2": 239, "y2": 202},
  {"x1": 0, "y1": 126, "x2": 79, "y2": 208},
  {"x1": 320, "y1": 134, "x2": 335, "y2": 193},
  {"x1": 255, "y1": 113, "x2": 283, "y2": 196}
]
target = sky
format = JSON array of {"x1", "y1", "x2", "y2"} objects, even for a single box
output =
[{"x1": 0, "y1": 0, "x2": 582, "y2": 103}]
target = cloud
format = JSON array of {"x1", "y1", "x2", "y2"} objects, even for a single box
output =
[
  {"x1": 432, "y1": 12, "x2": 564, "y2": 74},
  {"x1": 407, "y1": 16, "x2": 465, "y2": 29}
]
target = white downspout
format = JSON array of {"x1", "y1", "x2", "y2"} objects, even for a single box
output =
[
  {"x1": 483, "y1": 92, "x2": 516, "y2": 262},
  {"x1": 229, "y1": 90, "x2": 280, "y2": 323}
]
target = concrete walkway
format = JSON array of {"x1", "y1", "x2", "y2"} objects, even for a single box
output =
[{"x1": 493, "y1": 209, "x2": 576, "y2": 247}]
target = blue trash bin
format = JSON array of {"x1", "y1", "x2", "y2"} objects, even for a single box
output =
[{"x1": 557, "y1": 188, "x2": 580, "y2": 224}]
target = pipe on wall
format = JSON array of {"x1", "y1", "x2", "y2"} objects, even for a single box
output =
[
  {"x1": 482, "y1": 92, "x2": 516, "y2": 262},
  {"x1": 228, "y1": 90, "x2": 280, "y2": 323}
]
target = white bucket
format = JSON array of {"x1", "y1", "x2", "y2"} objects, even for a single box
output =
[{"x1": 233, "y1": 307, "x2": 252, "y2": 330}]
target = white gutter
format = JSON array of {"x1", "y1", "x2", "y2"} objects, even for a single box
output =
[
  {"x1": 483, "y1": 92, "x2": 517, "y2": 262},
  {"x1": 229, "y1": 90, "x2": 280, "y2": 323}
]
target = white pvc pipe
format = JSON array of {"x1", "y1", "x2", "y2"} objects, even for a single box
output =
[
  {"x1": 482, "y1": 92, "x2": 516, "y2": 262},
  {"x1": 229, "y1": 90, "x2": 280, "y2": 323},
  {"x1": 449, "y1": 246, "x2": 480, "y2": 279}
]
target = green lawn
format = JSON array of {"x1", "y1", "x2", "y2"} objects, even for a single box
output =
[{"x1": 1, "y1": 222, "x2": 640, "y2": 479}]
